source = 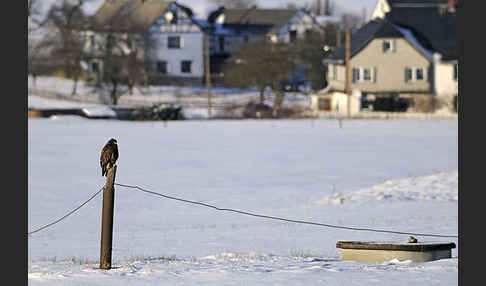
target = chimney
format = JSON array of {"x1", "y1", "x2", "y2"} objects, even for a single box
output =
[{"x1": 448, "y1": 0, "x2": 455, "y2": 9}]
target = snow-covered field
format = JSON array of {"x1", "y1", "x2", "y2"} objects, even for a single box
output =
[
  {"x1": 28, "y1": 76, "x2": 310, "y2": 108},
  {"x1": 28, "y1": 76, "x2": 312, "y2": 119},
  {"x1": 28, "y1": 117, "x2": 458, "y2": 285}
]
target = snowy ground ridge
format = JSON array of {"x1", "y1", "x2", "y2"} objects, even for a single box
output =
[
  {"x1": 318, "y1": 170, "x2": 458, "y2": 205},
  {"x1": 28, "y1": 252, "x2": 458, "y2": 283}
]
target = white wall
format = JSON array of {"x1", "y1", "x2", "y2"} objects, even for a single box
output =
[
  {"x1": 434, "y1": 61, "x2": 458, "y2": 97},
  {"x1": 371, "y1": 0, "x2": 391, "y2": 20},
  {"x1": 148, "y1": 32, "x2": 204, "y2": 78},
  {"x1": 277, "y1": 12, "x2": 316, "y2": 43},
  {"x1": 311, "y1": 91, "x2": 361, "y2": 115}
]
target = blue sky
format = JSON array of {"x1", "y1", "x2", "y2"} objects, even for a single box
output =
[
  {"x1": 39, "y1": 0, "x2": 378, "y2": 20},
  {"x1": 179, "y1": 0, "x2": 377, "y2": 18}
]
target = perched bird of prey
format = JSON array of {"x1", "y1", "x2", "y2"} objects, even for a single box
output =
[{"x1": 100, "y1": 138, "x2": 118, "y2": 177}]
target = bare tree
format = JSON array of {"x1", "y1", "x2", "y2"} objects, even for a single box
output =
[
  {"x1": 88, "y1": 8, "x2": 149, "y2": 105},
  {"x1": 46, "y1": 0, "x2": 90, "y2": 95},
  {"x1": 223, "y1": 39, "x2": 294, "y2": 117},
  {"x1": 294, "y1": 29, "x2": 332, "y2": 91},
  {"x1": 324, "y1": 0, "x2": 336, "y2": 16},
  {"x1": 28, "y1": 0, "x2": 51, "y2": 86},
  {"x1": 286, "y1": 3, "x2": 298, "y2": 10},
  {"x1": 209, "y1": 0, "x2": 257, "y2": 9},
  {"x1": 28, "y1": 0, "x2": 43, "y2": 33},
  {"x1": 340, "y1": 12, "x2": 363, "y2": 30},
  {"x1": 361, "y1": 6, "x2": 368, "y2": 25}
]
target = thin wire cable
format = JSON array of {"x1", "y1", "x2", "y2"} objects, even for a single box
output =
[
  {"x1": 27, "y1": 187, "x2": 105, "y2": 236},
  {"x1": 115, "y1": 183, "x2": 458, "y2": 239}
]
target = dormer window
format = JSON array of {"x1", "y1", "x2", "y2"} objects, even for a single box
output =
[{"x1": 382, "y1": 39, "x2": 395, "y2": 53}]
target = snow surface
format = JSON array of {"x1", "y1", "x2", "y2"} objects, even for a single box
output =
[
  {"x1": 320, "y1": 170, "x2": 458, "y2": 205},
  {"x1": 28, "y1": 118, "x2": 458, "y2": 285}
]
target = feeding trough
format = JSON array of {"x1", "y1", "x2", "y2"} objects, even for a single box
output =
[{"x1": 336, "y1": 239, "x2": 456, "y2": 263}]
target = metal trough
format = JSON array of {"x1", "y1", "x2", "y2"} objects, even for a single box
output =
[{"x1": 336, "y1": 241, "x2": 456, "y2": 263}]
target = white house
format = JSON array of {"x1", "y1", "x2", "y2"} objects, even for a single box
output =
[
  {"x1": 371, "y1": 0, "x2": 457, "y2": 20},
  {"x1": 87, "y1": 0, "x2": 208, "y2": 85},
  {"x1": 206, "y1": 6, "x2": 323, "y2": 82}
]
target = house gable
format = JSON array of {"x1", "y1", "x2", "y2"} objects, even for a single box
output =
[
  {"x1": 326, "y1": 20, "x2": 434, "y2": 94},
  {"x1": 148, "y1": 2, "x2": 203, "y2": 34},
  {"x1": 350, "y1": 36, "x2": 432, "y2": 92},
  {"x1": 274, "y1": 10, "x2": 318, "y2": 40},
  {"x1": 145, "y1": 2, "x2": 205, "y2": 79}
]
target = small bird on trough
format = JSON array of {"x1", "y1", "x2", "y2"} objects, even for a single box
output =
[
  {"x1": 100, "y1": 138, "x2": 119, "y2": 177},
  {"x1": 408, "y1": 236, "x2": 418, "y2": 243}
]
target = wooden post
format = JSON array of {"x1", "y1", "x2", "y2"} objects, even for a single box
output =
[
  {"x1": 345, "y1": 28, "x2": 351, "y2": 119},
  {"x1": 336, "y1": 28, "x2": 341, "y2": 47},
  {"x1": 205, "y1": 33, "x2": 212, "y2": 119},
  {"x1": 100, "y1": 165, "x2": 117, "y2": 270}
]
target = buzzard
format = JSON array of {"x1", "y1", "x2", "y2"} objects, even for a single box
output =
[{"x1": 100, "y1": 138, "x2": 118, "y2": 177}]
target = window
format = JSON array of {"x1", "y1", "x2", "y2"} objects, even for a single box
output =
[
  {"x1": 353, "y1": 67, "x2": 375, "y2": 83},
  {"x1": 168, "y1": 36, "x2": 182, "y2": 49},
  {"x1": 91, "y1": 62, "x2": 99, "y2": 72},
  {"x1": 219, "y1": 36, "x2": 225, "y2": 52},
  {"x1": 289, "y1": 30, "x2": 297, "y2": 43},
  {"x1": 352, "y1": 68, "x2": 360, "y2": 83},
  {"x1": 363, "y1": 68, "x2": 372, "y2": 81},
  {"x1": 453, "y1": 63, "x2": 458, "y2": 81},
  {"x1": 318, "y1": 98, "x2": 331, "y2": 111},
  {"x1": 416, "y1": 68, "x2": 424, "y2": 81},
  {"x1": 382, "y1": 39, "x2": 394, "y2": 53},
  {"x1": 405, "y1": 67, "x2": 425, "y2": 82},
  {"x1": 89, "y1": 35, "x2": 96, "y2": 48},
  {"x1": 405, "y1": 67, "x2": 413, "y2": 82},
  {"x1": 156, "y1": 61, "x2": 167, "y2": 74},
  {"x1": 181, "y1": 60, "x2": 192, "y2": 73},
  {"x1": 170, "y1": 13, "x2": 178, "y2": 24}
]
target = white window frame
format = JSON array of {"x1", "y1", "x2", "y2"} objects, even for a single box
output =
[
  {"x1": 405, "y1": 67, "x2": 425, "y2": 83},
  {"x1": 168, "y1": 36, "x2": 182, "y2": 49},
  {"x1": 181, "y1": 60, "x2": 192, "y2": 74},
  {"x1": 382, "y1": 39, "x2": 395, "y2": 53},
  {"x1": 352, "y1": 67, "x2": 376, "y2": 83},
  {"x1": 156, "y1": 61, "x2": 168, "y2": 74}
]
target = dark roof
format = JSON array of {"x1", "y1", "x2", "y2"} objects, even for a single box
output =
[
  {"x1": 223, "y1": 8, "x2": 299, "y2": 34},
  {"x1": 329, "y1": 6, "x2": 456, "y2": 62},
  {"x1": 388, "y1": 0, "x2": 449, "y2": 6},
  {"x1": 385, "y1": 7, "x2": 456, "y2": 60},
  {"x1": 208, "y1": 6, "x2": 224, "y2": 23},
  {"x1": 329, "y1": 19, "x2": 401, "y2": 61},
  {"x1": 222, "y1": 23, "x2": 272, "y2": 36}
]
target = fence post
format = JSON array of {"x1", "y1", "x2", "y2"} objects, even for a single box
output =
[{"x1": 100, "y1": 165, "x2": 117, "y2": 270}]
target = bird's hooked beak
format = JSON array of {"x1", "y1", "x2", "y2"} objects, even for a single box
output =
[{"x1": 114, "y1": 141, "x2": 118, "y2": 145}]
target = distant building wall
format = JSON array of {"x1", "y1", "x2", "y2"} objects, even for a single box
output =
[
  {"x1": 147, "y1": 32, "x2": 204, "y2": 78},
  {"x1": 327, "y1": 38, "x2": 432, "y2": 94},
  {"x1": 434, "y1": 61, "x2": 458, "y2": 97}
]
